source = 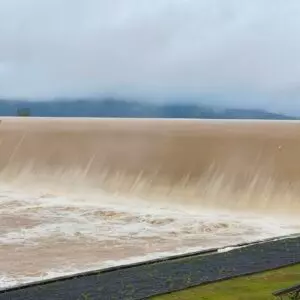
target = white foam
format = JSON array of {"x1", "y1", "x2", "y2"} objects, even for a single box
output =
[
  {"x1": 0, "y1": 275, "x2": 19, "y2": 289},
  {"x1": 1, "y1": 185, "x2": 300, "y2": 289}
]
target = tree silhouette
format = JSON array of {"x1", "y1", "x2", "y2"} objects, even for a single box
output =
[{"x1": 17, "y1": 108, "x2": 31, "y2": 117}]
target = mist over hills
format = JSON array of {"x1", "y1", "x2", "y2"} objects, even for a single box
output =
[{"x1": 0, "y1": 99, "x2": 296, "y2": 120}]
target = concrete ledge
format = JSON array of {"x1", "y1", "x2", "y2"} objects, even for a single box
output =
[{"x1": 1, "y1": 234, "x2": 300, "y2": 300}]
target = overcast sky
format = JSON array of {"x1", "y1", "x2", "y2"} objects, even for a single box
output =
[{"x1": 0, "y1": 0, "x2": 300, "y2": 113}]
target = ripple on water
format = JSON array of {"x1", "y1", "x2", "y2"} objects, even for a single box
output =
[{"x1": 0, "y1": 187, "x2": 299, "y2": 289}]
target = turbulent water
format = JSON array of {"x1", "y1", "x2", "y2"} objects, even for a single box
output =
[{"x1": 1, "y1": 117, "x2": 300, "y2": 288}]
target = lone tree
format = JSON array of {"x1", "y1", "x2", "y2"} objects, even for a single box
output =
[{"x1": 17, "y1": 108, "x2": 31, "y2": 117}]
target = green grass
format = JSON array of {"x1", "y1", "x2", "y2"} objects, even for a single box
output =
[{"x1": 152, "y1": 264, "x2": 300, "y2": 300}]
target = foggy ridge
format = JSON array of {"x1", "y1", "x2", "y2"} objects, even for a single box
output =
[{"x1": 0, "y1": 99, "x2": 296, "y2": 119}]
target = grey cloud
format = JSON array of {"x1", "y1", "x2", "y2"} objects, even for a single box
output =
[{"x1": 0, "y1": 0, "x2": 300, "y2": 113}]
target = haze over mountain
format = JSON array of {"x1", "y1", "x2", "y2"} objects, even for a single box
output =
[
  {"x1": 1, "y1": 1, "x2": 300, "y2": 115},
  {"x1": 0, "y1": 99, "x2": 296, "y2": 120}
]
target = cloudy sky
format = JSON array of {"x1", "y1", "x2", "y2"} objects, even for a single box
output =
[{"x1": 0, "y1": 0, "x2": 300, "y2": 113}]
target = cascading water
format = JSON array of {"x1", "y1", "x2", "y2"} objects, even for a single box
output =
[{"x1": 1, "y1": 117, "x2": 300, "y2": 288}]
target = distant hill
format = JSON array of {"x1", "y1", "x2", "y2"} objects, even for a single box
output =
[{"x1": 0, "y1": 98, "x2": 296, "y2": 120}]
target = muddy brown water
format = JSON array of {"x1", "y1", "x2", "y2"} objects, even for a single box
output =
[{"x1": 0, "y1": 117, "x2": 300, "y2": 288}]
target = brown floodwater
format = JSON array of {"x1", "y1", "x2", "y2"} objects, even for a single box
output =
[{"x1": 0, "y1": 117, "x2": 300, "y2": 288}]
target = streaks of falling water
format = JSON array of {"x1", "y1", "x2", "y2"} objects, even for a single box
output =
[{"x1": 1, "y1": 118, "x2": 300, "y2": 288}]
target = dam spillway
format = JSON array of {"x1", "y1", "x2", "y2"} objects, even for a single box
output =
[{"x1": 0, "y1": 117, "x2": 300, "y2": 288}]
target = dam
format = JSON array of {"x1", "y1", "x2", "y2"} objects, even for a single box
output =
[{"x1": 1, "y1": 117, "x2": 300, "y2": 288}]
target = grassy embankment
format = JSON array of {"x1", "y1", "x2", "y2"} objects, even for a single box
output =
[{"x1": 152, "y1": 264, "x2": 300, "y2": 300}]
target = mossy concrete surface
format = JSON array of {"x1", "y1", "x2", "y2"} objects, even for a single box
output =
[{"x1": 153, "y1": 263, "x2": 300, "y2": 300}]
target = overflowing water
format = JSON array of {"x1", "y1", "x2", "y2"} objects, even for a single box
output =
[{"x1": 1, "y1": 118, "x2": 300, "y2": 288}]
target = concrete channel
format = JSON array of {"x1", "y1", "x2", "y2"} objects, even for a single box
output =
[{"x1": 1, "y1": 234, "x2": 300, "y2": 300}]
